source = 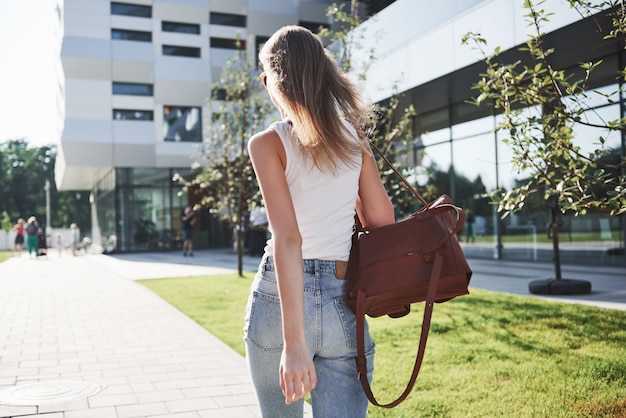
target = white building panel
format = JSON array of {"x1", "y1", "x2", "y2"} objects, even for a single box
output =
[
  {"x1": 110, "y1": 15, "x2": 154, "y2": 31},
  {"x1": 113, "y1": 143, "x2": 157, "y2": 166},
  {"x1": 209, "y1": 0, "x2": 246, "y2": 14},
  {"x1": 158, "y1": 32, "x2": 205, "y2": 48},
  {"x1": 112, "y1": 96, "x2": 154, "y2": 109},
  {"x1": 155, "y1": 80, "x2": 210, "y2": 104},
  {"x1": 249, "y1": 0, "x2": 297, "y2": 15},
  {"x1": 112, "y1": 61, "x2": 154, "y2": 82},
  {"x1": 154, "y1": 2, "x2": 209, "y2": 23},
  {"x1": 64, "y1": 80, "x2": 111, "y2": 119},
  {"x1": 63, "y1": 119, "x2": 113, "y2": 144},
  {"x1": 155, "y1": 142, "x2": 203, "y2": 167},
  {"x1": 63, "y1": 0, "x2": 110, "y2": 38},
  {"x1": 154, "y1": 56, "x2": 211, "y2": 82},
  {"x1": 112, "y1": 121, "x2": 156, "y2": 145},
  {"x1": 360, "y1": 0, "x2": 587, "y2": 102},
  {"x1": 112, "y1": 41, "x2": 155, "y2": 62},
  {"x1": 62, "y1": 37, "x2": 111, "y2": 59},
  {"x1": 247, "y1": 11, "x2": 293, "y2": 35}
]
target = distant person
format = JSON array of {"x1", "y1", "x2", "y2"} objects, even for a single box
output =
[
  {"x1": 37, "y1": 227, "x2": 47, "y2": 257},
  {"x1": 25, "y1": 216, "x2": 39, "y2": 259},
  {"x1": 12, "y1": 218, "x2": 25, "y2": 257},
  {"x1": 70, "y1": 223, "x2": 80, "y2": 256},
  {"x1": 465, "y1": 209, "x2": 476, "y2": 243},
  {"x1": 56, "y1": 233, "x2": 64, "y2": 257},
  {"x1": 181, "y1": 206, "x2": 196, "y2": 257}
]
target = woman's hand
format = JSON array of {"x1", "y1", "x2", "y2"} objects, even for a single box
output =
[{"x1": 279, "y1": 341, "x2": 317, "y2": 404}]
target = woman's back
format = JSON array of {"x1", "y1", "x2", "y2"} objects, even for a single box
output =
[{"x1": 263, "y1": 120, "x2": 361, "y2": 261}]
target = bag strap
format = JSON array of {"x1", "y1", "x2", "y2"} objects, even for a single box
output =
[
  {"x1": 369, "y1": 141, "x2": 430, "y2": 208},
  {"x1": 354, "y1": 251, "x2": 443, "y2": 408}
]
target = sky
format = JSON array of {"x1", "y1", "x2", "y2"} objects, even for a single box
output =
[{"x1": 0, "y1": 0, "x2": 59, "y2": 147}]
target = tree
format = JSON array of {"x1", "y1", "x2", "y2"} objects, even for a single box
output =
[
  {"x1": 462, "y1": 0, "x2": 626, "y2": 218},
  {"x1": 177, "y1": 46, "x2": 275, "y2": 276},
  {"x1": 463, "y1": 0, "x2": 626, "y2": 291},
  {"x1": 0, "y1": 139, "x2": 91, "y2": 234}
]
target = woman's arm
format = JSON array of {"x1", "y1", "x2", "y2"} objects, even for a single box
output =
[
  {"x1": 248, "y1": 128, "x2": 317, "y2": 405},
  {"x1": 357, "y1": 150, "x2": 395, "y2": 228}
]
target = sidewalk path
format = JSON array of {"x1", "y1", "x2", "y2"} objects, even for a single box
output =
[
  {"x1": 0, "y1": 251, "x2": 271, "y2": 418},
  {"x1": 0, "y1": 249, "x2": 624, "y2": 418}
]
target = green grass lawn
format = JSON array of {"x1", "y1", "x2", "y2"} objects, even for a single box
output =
[
  {"x1": 0, "y1": 251, "x2": 12, "y2": 263},
  {"x1": 140, "y1": 273, "x2": 626, "y2": 418}
]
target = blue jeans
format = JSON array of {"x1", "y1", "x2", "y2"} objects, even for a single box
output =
[{"x1": 244, "y1": 256, "x2": 375, "y2": 418}]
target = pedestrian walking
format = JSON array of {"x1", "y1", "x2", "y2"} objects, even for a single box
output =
[
  {"x1": 25, "y1": 217, "x2": 39, "y2": 259},
  {"x1": 244, "y1": 25, "x2": 395, "y2": 418},
  {"x1": 12, "y1": 218, "x2": 25, "y2": 257},
  {"x1": 181, "y1": 206, "x2": 196, "y2": 257}
]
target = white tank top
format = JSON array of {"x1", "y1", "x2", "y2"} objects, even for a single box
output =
[{"x1": 263, "y1": 120, "x2": 362, "y2": 261}]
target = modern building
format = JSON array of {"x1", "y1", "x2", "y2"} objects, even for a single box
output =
[
  {"x1": 352, "y1": 0, "x2": 625, "y2": 266},
  {"x1": 55, "y1": 0, "x2": 625, "y2": 265},
  {"x1": 55, "y1": 0, "x2": 352, "y2": 253}
]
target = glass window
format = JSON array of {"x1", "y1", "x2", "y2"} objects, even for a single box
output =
[
  {"x1": 112, "y1": 82, "x2": 153, "y2": 96},
  {"x1": 163, "y1": 106, "x2": 202, "y2": 142},
  {"x1": 111, "y1": 29, "x2": 152, "y2": 42},
  {"x1": 111, "y1": 2, "x2": 151, "y2": 18},
  {"x1": 162, "y1": 45, "x2": 201, "y2": 57},
  {"x1": 161, "y1": 21, "x2": 200, "y2": 34},
  {"x1": 113, "y1": 109, "x2": 154, "y2": 120},
  {"x1": 210, "y1": 37, "x2": 246, "y2": 50},
  {"x1": 210, "y1": 12, "x2": 246, "y2": 27}
]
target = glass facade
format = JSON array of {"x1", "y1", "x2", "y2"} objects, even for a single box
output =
[
  {"x1": 412, "y1": 85, "x2": 625, "y2": 266},
  {"x1": 91, "y1": 167, "x2": 229, "y2": 253}
]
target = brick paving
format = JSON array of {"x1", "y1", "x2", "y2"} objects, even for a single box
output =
[{"x1": 0, "y1": 252, "x2": 266, "y2": 418}]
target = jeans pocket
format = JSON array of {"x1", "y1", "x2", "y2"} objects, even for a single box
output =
[
  {"x1": 334, "y1": 297, "x2": 374, "y2": 353},
  {"x1": 244, "y1": 290, "x2": 283, "y2": 352}
]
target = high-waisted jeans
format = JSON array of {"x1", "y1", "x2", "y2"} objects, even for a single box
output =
[{"x1": 244, "y1": 256, "x2": 375, "y2": 418}]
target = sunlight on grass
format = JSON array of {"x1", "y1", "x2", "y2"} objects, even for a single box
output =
[
  {"x1": 0, "y1": 251, "x2": 12, "y2": 263},
  {"x1": 140, "y1": 274, "x2": 626, "y2": 417}
]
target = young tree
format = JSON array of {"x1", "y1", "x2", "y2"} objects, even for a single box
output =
[
  {"x1": 176, "y1": 47, "x2": 275, "y2": 276},
  {"x1": 463, "y1": 0, "x2": 626, "y2": 289},
  {"x1": 463, "y1": 1, "x2": 626, "y2": 217}
]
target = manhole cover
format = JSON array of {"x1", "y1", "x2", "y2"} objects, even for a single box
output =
[{"x1": 0, "y1": 380, "x2": 104, "y2": 406}]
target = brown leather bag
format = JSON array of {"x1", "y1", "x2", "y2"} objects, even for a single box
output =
[{"x1": 345, "y1": 144, "x2": 472, "y2": 408}]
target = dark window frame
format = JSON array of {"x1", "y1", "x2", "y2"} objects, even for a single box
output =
[
  {"x1": 162, "y1": 45, "x2": 201, "y2": 58},
  {"x1": 161, "y1": 21, "x2": 201, "y2": 34},
  {"x1": 112, "y1": 82, "x2": 154, "y2": 96},
  {"x1": 209, "y1": 12, "x2": 246, "y2": 27},
  {"x1": 113, "y1": 109, "x2": 154, "y2": 121},
  {"x1": 111, "y1": 28, "x2": 152, "y2": 42},
  {"x1": 111, "y1": 2, "x2": 152, "y2": 18},
  {"x1": 210, "y1": 37, "x2": 246, "y2": 50}
]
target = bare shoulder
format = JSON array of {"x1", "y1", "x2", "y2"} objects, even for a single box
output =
[{"x1": 248, "y1": 128, "x2": 281, "y2": 155}]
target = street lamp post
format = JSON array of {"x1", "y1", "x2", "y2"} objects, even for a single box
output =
[{"x1": 44, "y1": 180, "x2": 51, "y2": 235}]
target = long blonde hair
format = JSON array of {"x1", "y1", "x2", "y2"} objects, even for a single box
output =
[{"x1": 259, "y1": 25, "x2": 372, "y2": 172}]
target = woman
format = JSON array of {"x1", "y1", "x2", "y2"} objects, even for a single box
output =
[
  {"x1": 13, "y1": 218, "x2": 25, "y2": 257},
  {"x1": 244, "y1": 26, "x2": 395, "y2": 418},
  {"x1": 25, "y1": 216, "x2": 39, "y2": 258}
]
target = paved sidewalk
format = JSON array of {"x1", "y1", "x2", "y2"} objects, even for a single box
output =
[
  {"x1": 0, "y1": 249, "x2": 624, "y2": 418},
  {"x1": 0, "y1": 251, "x2": 269, "y2": 418}
]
